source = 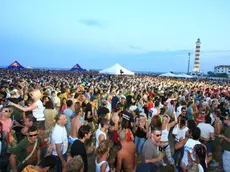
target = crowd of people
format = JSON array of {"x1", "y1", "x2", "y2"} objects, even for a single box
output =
[{"x1": 0, "y1": 68, "x2": 230, "y2": 172}]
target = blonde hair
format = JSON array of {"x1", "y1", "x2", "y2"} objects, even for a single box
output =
[
  {"x1": 66, "y1": 155, "x2": 84, "y2": 172},
  {"x1": 30, "y1": 89, "x2": 42, "y2": 100},
  {"x1": 96, "y1": 140, "x2": 112, "y2": 157}
]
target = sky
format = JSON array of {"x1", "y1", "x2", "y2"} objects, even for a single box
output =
[{"x1": 0, "y1": 0, "x2": 230, "y2": 72}]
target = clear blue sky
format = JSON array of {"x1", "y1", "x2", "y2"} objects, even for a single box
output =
[{"x1": 0, "y1": 0, "x2": 230, "y2": 72}]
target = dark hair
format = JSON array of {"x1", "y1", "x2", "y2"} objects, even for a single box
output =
[
  {"x1": 115, "y1": 104, "x2": 121, "y2": 112},
  {"x1": 28, "y1": 126, "x2": 37, "y2": 133},
  {"x1": 192, "y1": 127, "x2": 201, "y2": 140},
  {"x1": 56, "y1": 113, "x2": 64, "y2": 122},
  {"x1": 170, "y1": 100, "x2": 174, "y2": 105},
  {"x1": 154, "y1": 101, "x2": 159, "y2": 107},
  {"x1": 160, "y1": 107, "x2": 166, "y2": 115},
  {"x1": 181, "y1": 107, "x2": 187, "y2": 111},
  {"x1": 78, "y1": 125, "x2": 91, "y2": 139},
  {"x1": 38, "y1": 155, "x2": 58, "y2": 169},
  {"x1": 110, "y1": 120, "x2": 115, "y2": 126},
  {"x1": 57, "y1": 92, "x2": 61, "y2": 97},
  {"x1": 74, "y1": 93, "x2": 79, "y2": 99},
  {"x1": 1, "y1": 106, "x2": 11, "y2": 111},
  {"x1": 168, "y1": 93, "x2": 172, "y2": 98},
  {"x1": 151, "y1": 126, "x2": 161, "y2": 133},
  {"x1": 45, "y1": 100, "x2": 54, "y2": 109},
  {"x1": 101, "y1": 118, "x2": 109, "y2": 128},
  {"x1": 214, "y1": 109, "x2": 221, "y2": 118},
  {"x1": 51, "y1": 91, "x2": 56, "y2": 95},
  {"x1": 121, "y1": 120, "x2": 131, "y2": 129},
  {"x1": 187, "y1": 101, "x2": 193, "y2": 107},
  {"x1": 66, "y1": 100, "x2": 73, "y2": 108},
  {"x1": 42, "y1": 96, "x2": 49, "y2": 102},
  {"x1": 150, "y1": 115, "x2": 162, "y2": 128},
  {"x1": 194, "y1": 144, "x2": 207, "y2": 172},
  {"x1": 26, "y1": 115, "x2": 36, "y2": 123},
  {"x1": 181, "y1": 101, "x2": 187, "y2": 106},
  {"x1": 180, "y1": 116, "x2": 187, "y2": 127},
  {"x1": 205, "y1": 115, "x2": 211, "y2": 124},
  {"x1": 18, "y1": 97, "x2": 24, "y2": 102}
]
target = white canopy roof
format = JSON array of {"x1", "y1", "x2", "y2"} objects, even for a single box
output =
[
  {"x1": 176, "y1": 73, "x2": 193, "y2": 78},
  {"x1": 26, "y1": 66, "x2": 33, "y2": 69},
  {"x1": 99, "y1": 63, "x2": 134, "y2": 75},
  {"x1": 159, "y1": 72, "x2": 176, "y2": 77}
]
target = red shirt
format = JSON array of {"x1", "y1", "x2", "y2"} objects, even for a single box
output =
[{"x1": 147, "y1": 101, "x2": 153, "y2": 111}]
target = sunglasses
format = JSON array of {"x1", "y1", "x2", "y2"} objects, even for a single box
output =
[
  {"x1": 156, "y1": 134, "x2": 162, "y2": 137},
  {"x1": 182, "y1": 111, "x2": 187, "y2": 113},
  {"x1": 2, "y1": 110, "x2": 11, "y2": 113},
  {"x1": 29, "y1": 134, "x2": 38, "y2": 137}
]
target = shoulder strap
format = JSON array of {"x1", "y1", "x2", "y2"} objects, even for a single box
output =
[
  {"x1": 22, "y1": 139, "x2": 38, "y2": 164},
  {"x1": 15, "y1": 139, "x2": 38, "y2": 170}
]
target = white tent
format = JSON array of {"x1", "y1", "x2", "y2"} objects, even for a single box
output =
[
  {"x1": 159, "y1": 72, "x2": 176, "y2": 77},
  {"x1": 176, "y1": 73, "x2": 193, "y2": 78},
  {"x1": 99, "y1": 63, "x2": 134, "y2": 75},
  {"x1": 26, "y1": 66, "x2": 33, "y2": 69}
]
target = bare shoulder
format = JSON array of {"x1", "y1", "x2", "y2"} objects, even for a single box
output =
[
  {"x1": 100, "y1": 161, "x2": 108, "y2": 171},
  {"x1": 117, "y1": 149, "x2": 124, "y2": 157},
  {"x1": 129, "y1": 141, "x2": 136, "y2": 148}
]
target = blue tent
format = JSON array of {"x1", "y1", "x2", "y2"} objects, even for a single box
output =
[
  {"x1": 70, "y1": 64, "x2": 85, "y2": 71},
  {"x1": 8, "y1": 61, "x2": 24, "y2": 69}
]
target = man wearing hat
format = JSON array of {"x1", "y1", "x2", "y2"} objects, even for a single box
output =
[
  {"x1": 117, "y1": 96, "x2": 126, "y2": 112},
  {"x1": 97, "y1": 100, "x2": 110, "y2": 123}
]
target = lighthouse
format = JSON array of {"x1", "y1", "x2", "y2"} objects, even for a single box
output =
[{"x1": 193, "y1": 38, "x2": 201, "y2": 72}]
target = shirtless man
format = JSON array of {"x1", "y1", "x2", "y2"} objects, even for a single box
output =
[
  {"x1": 116, "y1": 130, "x2": 136, "y2": 172},
  {"x1": 69, "y1": 107, "x2": 83, "y2": 145},
  {"x1": 210, "y1": 109, "x2": 224, "y2": 167}
]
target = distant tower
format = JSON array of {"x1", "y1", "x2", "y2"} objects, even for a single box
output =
[{"x1": 193, "y1": 38, "x2": 201, "y2": 72}]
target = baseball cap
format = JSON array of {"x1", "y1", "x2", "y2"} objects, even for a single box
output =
[
  {"x1": 121, "y1": 95, "x2": 126, "y2": 99},
  {"x1": 129, "y1": 105, "x2": 137, "y2": 112}
]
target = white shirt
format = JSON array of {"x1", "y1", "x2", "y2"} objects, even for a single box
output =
[
  {"x1": 51, "y1": 124, "x2": 68, "y2": 155},
  {"x1": 32, "y1": 100, "x2": 45, "y2": 121},
  {"x1": 51, "y1": 96, "x2": 58, "y2": 104},
  {"x1": 107, "y1": 102, "x2": 112, "y2": 113},
  {"x1": 182, "y1": 138, "x2": 201, "y2": 166},
  {"x1": 160, "y1": 129, "x2": 169, "y2": 142},
  {"x1": 210, "y1": 113, "x2": 215, "y2": 125},
  {"x1": 96, "y1": 160, "x2": 110, "y2": 172},
  {"x1": 174, "y1": 125, "x2": 189, "y2": 142},
  {"x1": 176, "y1": 105, "x2": 182, "y2": 117},
  {"x1": 198, "y1": 164, "x2": 204, "y2": 172},
  {"x1": 95, "y1": 129, "x2": 107, "y2": 148},
  {"x1": 197, "y1": 123, "x2": 214, "y2": 139},
  {"x1": 166, "y1": 98, "x2": 173, "y2": 107},
  {"x1": 149, "y1": 107, "x2": 158, "y2": 118}
]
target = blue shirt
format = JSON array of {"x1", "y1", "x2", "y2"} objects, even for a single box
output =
[{"x1": 64, "y1": 108, "x2": 73, "y2": 131}]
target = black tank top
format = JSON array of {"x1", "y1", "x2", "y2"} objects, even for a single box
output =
[{"x1": 135, "y1": 126, "x2": 146, "y2": 138}]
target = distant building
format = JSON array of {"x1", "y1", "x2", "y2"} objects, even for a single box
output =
[{"x1": 214, "y1": 65, "x2": 230, "y2": 75}]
